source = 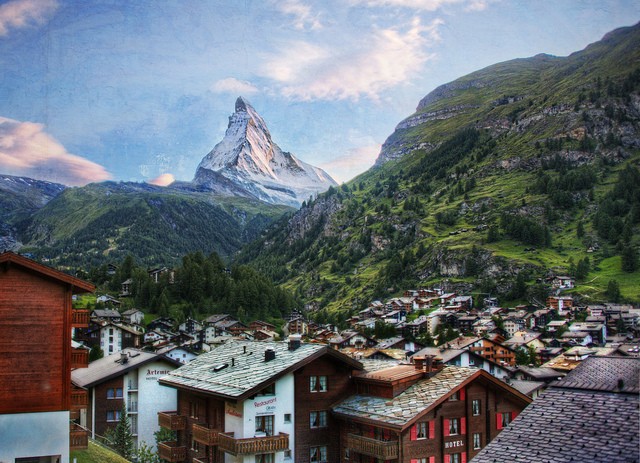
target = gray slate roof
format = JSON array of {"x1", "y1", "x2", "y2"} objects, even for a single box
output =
[
  {"x1": 159, "y1": 340, "x2": 361, "y2": 400},
  {"x1": 72, "y1": 348, "x2": 179, "y2": 388},
  {"x1": 554, "y1": 355, "x2": 639, "y2": 394},
  {"x1": 472, "y1": 356, "x2": 640, "y2": 463},
  {"x1": 332, "y1": 366, "x2": 477, "y2": 428}
]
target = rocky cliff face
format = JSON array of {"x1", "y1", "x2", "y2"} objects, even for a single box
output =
[{"x1": 194, "y1": 97, "x2": 337, "y2": 208}]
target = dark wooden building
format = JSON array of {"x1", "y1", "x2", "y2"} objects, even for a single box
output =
[{"x1": 0, "y1": 251, "x2": 94, "y2": 461}]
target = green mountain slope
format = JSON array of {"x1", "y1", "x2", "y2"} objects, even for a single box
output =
[
  {"x1": 18, "y1": 181, "x2": 292, "y2": 269},
  {"x1": 237, "y1": 23, "x2": 640, "y2": 319}
]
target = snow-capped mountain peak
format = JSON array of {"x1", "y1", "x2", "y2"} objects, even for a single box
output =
[{"x1": 193, "y1": 97, "x2": 337, "y2": 207}]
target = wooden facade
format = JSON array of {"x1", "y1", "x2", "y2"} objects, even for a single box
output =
[{"x1": 0, "y1": 251, "x2": 94, "y2": 448}]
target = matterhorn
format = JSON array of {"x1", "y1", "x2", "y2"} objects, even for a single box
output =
[{"x1": 193, "y1": 97, "x2": 337, "y2": 207}]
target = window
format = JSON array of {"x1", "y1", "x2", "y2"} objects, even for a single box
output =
[
  {"x1": 106, "y1": 410, "x2": 121, "y2": 422},
  {"x1": 473, "y1": 432, "x2": 482, "y2": 450},
  {"x1": 107, "y1": 388, "x2": 123, "y2": 399},
  {"x1": 284, "y1": 413, "x2": 292, "y2": 424},
  {"x1": 449, "y1": 418, "x2": 459, "y2": 436},
  {"x1": 310, "y1": 411, "x2": 328, "y2": 429},
  {"x1": 416, "y1": 421, "x2": 428, "y2": 439},
  {"x1": 310, "y1": 375, "x2": 327, "y2": 392},
  {"x1": 255, "y1": 415, "x2": 274, "y2": 436},
  {"x1": 310, "y1": 446, "x2": 327, "y2": 463},
  {"x1": 259, "y1": 383, "x2": 276, "y2": 395},
  {"x1": 451, "y1": 453, "x2": 462, "y2": 463},
  {"x1": 472, "y1": 399, "x2": 481, "y2": 416},
  {"x1": 284, "y1": 450, "x2": 292, "y2": 460},
  {"x1": 255, "y1": 454, "x2": 274, "y2": 463},
  {"x1": 497, "y1": 411, "x2": 514, "y2": 429},
  {"x1": 449, "y1": 391, "x2": 460, "y2": 401},
  {"x1": 190, "y1": 401, "x2": 199, "y2": 419}
]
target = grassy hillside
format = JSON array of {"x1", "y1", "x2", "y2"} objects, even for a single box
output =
[
  {"x1": 18, "y1": 181, "x2": 292, "y2": 269},
  {"x1": 238, "y1": 24, "x2": 640, "y2": 320}
]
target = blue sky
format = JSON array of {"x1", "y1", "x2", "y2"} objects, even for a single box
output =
[{"x1": 0, "y1": 0, "x2": 638, "y2": 186}]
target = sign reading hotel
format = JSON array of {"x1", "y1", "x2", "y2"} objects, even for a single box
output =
[{"x1": 254, "y1": 397, "x2": 277, "y2": 416}]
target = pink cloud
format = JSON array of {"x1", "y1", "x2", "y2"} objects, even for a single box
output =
[
  {"x1": 0, "y1": 0, "x2": 59, "y2": 36},
  {"x1": 148, "y1": 173, "x2": 175, "y2": 186},
  {"x1": 0, "y1": 116, "x2": 111, "y2": 186}
]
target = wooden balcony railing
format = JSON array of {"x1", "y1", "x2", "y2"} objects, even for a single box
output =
[
  {"x1": 71, "y1": 388, "x2": 89, "y2": 409},
  {"x1": 158, "y1": 411, "x2": 187, "y2": 431},
  {"x1": 72, "y1": 308, "x2": 90, "y2": 327},
  {"x1": 70, "y1": 423, "x2": 88, "y2": 450},
  {"x1": 158, "y1": 441, "x2": 187, "y2": 462},
  {"x1": 218, "y1": 432, "x2": 289, "y2": 456},
  {"x1": 193, "y1": 458, "x2": 209, "y2": 463},
  {"x1": 192, "y1": 423, "x2": 220, "y2": 446},
  {"x1": 346, "y1": 433, "x2": 399, "y2": 460},
  {"x1": 71, "y1": 348, "x2": 89, "y2": 369}
]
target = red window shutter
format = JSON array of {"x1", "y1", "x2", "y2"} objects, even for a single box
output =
[
  {"x1": 429, "y1": 457, "x2": 435, "y2": 463},
  {"x1": 512, "y1": 410, "x2": 519, "y2": 420},
  {"x1": 444, "y1": 455, "x2": 451, "y2": 463},
  {"x1": 443, "y1": 419, "x2": 450, "y2": 437},
  {"x1": 496, "y1": 413, "x2": 503, "y2": 430},
  {"x1": 411, "y1": 460, "x2": 418, "y2": 463},
  {"x1": 429, "y1": 420, "x2": 435, "y2": 439},
  {"x1": 459, "y1": 388, "x2": 465, "y2": 401},
  {"x1": 462, "y1": 452, "x2": 467, "y2": 463},
  {"x1": 461, "y1": 417, "x2": 466, "y2": 435},
  {"x1": 410, "y1": 424, "x2": 417, "y2": 441}
]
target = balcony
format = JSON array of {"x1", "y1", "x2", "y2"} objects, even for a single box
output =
[
  {"x1": 193, "y1": 458, "x2": 209, "y2": 463},
  {"x1": 72, "y1": 308, "x2": 90, "y2": 327},
  {"x1": 158, "y1": 442, "x2": 187, "y2": 462},
  {"x1": 218, "y1": 432, "x2": 289, "y2": 456},
  {"x1": 71, "y1": 388, "x2": 89, "y2": 409},
  {"x1": 192, "y1": 423, "x2": 220, "y2": 446},
  {"x1": 71, "y1": 348, "x2": 89, "y2": 369},
  {"x1": 345, "y1": 433, "x2": 399, "y2": 460},
  {"x1": 70, "y1": 423, "x2": 88, "y2": 450},
  {"x1": 158, "y1": 411, "x2": 187, "y2": 431}
]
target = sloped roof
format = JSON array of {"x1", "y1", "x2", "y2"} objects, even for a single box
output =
[
  {"x1": 0, "y1": 251, "x2": 94, "y2": 293},
  {"x1": 472, "y1": 356, "x2": 640, "y2": 463},
  {"x1": 72, "y1": 348, "x2": 180, "y2": 388},
  {"x1": 333, "y1": 366, "x2": 478, "y2": 428},
  {"x1": 159, "y1": 340, "x2": 362, "y2": 400}
]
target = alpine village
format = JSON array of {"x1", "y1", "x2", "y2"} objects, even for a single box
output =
[{"x1": 3, "y1": 21, "x2": 640, "y2": 463}]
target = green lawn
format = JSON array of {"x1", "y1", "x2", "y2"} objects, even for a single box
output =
[{"x1": 70, "y1": 441, "x2": 130, "y2": 463}]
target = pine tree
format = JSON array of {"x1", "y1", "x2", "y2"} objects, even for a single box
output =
[{"x1": 112, "y1": 405, "x2": 134, "y2": 459}]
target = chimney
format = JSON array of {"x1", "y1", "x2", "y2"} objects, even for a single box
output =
[
  {"x1": 288, "y1": 334, "x2": 302, "y2": 351},
  {"x1": 264, "y1": 348, "x2": 276, "y2": 362},
  {"x1": 120, "y1": 351, "x2": 128, "y2": 364}
]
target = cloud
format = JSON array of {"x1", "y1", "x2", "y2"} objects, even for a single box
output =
[
  {"x1": 347, "y1": 0, "x2": 490, "y2": 11},
  {"x1": 319, "y1": 144, "x2": 381, "y2": 183},
  {"x1": 261, "y1": 17, "x2": 443, "y2": 101},
  {"x1": 0, "y1": 116, "x2": 111, "y2": 186},
  {"x1": 147, "y1": 173, "x2": 175, "y2": 186},
  {"x1": 272, "y1": 0, "x2": 323, "y2": 30},
  {"x1": 211, "y1": 77, "x2": 259, "y2": 95},
  {"x1": 0, "y1": 0, "x2": 58, "y2": 36}
]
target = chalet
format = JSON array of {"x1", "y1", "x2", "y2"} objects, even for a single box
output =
[
  {"x1": 148, "y1": 317, "x2": 176, "y2": 332},
  {"x1": 91, "y1": 308, "x2": 121, "y2": 323},
  {"x1": 502, "y1": 331, "x2": 545, "y2": 351},
  {"x1": 457, "y1": 315, "x2": 480, "y2": 334},
  {"x1": 545, "y1": 319, "x2": 568, "y2": 334},
  {"x1": 411, "y1": 347, "x2": 513, "y2": 380},
  {"x1": 472, "y1": 356, "x2": 639, "y2": 463},
  {"x1": 122, "y1": 308, "x2": 145, "y2": 325},
  {"x1": 121, "y1": 278, "x2": 133, "y2": 297},
  {"x1": 451, "y1": 296, "x2": 473, "y2": 310},
  {"x1": 156, "y1": 345, "x2": 199, "y2": 364},
  {"x1": 96, "y1": 294, "x2": 122, "y2": 307},
  {"x1": 546, "y1": 295, "x2": 574, "y2": 314},
  {"x1": 542, "y1": 346, "x2": 620, "y2": 372},
  {"x1": 0, "y1": 251, "x2": 94, "y2": 461},
  {"x1": 285, "y1": 316, "x2": 309, "y2": 336},
  {"x1": 99, "y1": 322, "x2": 145, "y2": 355},
  {"x1": 72, "y1": 348, "x2": 181, "y2": 452},
  {"x1": 552, "y1": 275, "x2": 575, "y2": 289},
  {"x1": 157, "y1": 338, "x2": 363, "y2": 463},
  {"x1": 333, "y1": 364, "x2": 531, "y2": 463},
  {"x1": 148, "y1": 266, "x2": 174, "y2": 283},
  {"x1": 568, "y1": 321, "x2": 607, "y2": 345},
  {"x1": 376, "y1": 336, "x2": 425, "y2": 353},
  {"x1": 445, "y1": 336, "x2": 516, "y2": 367},
  {"x1": 179, "y1": 317, "x2": 204, "y2": 335},
  {"x1": 403, "y1": 313, "x2": 440, "y2": 337},
  {"x1": 250, "y1": 320, "x2": 277, "y2": 332},
  {"x1": 560, "y1": 330, "x2": 593, "y2": 346},
  {"x1": 472, "y1": 318, "x2": 496, "y2": 336},
  {"x1": 330, "y1": 331, "x2": 377, "y2": 350}
]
